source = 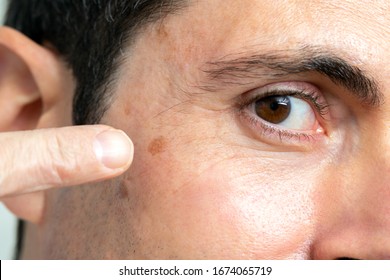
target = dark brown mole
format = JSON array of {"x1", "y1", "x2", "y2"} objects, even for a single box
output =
[{"x1": 148, "y1": 136, "x2": 167, "y2": 156}]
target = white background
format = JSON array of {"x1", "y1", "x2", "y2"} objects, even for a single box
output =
[{"x1": 0, "y1": 0, "x2": 19, "y2": 260}]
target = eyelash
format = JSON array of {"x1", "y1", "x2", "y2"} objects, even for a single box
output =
[{"x1": 237, "y1": 88, "x2": 330, "y2": 144}]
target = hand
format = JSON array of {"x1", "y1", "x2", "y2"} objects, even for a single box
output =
[{"x1": 0, "y1": 125, "x2": 133, "y2": 198}]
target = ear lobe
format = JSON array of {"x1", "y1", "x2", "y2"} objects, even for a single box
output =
[
  {"x1": 2, "y1": 192, "x2": 44, "y2": 225},
  {"x1": 0, "y1": 27, "x2": 74, "y2": 223}
]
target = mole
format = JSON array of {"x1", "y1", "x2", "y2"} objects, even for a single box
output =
[
  {"x1": 148, "y1": 136, "x2": 167, "y2": 156},
  {"x1": 118, "y1": 183, "x2": 129, "y2": 199}
]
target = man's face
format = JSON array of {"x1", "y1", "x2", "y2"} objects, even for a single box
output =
[{"x1": 43, "y1": 0, "x2": 390, "y2": 259}]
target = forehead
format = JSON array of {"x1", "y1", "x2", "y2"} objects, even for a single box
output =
[{"x1": 140, "y1": 0, "x2": 389, "y2": 77}]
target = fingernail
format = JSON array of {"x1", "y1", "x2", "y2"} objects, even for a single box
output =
[{"x1": 93, "y1": 130, "x2": 133, "y2": 169}]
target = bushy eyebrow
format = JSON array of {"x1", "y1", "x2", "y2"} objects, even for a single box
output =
[{"x1": 202, "y1": 46, "x2": 382, "y2": 107}]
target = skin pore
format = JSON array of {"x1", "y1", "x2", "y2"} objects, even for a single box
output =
[{"x1": 32, "y1": 0, "x2": 390, "y2": 259}]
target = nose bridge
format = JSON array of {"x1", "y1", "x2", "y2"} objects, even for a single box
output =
[
  {"x1": 355, "y1": 146, "x2": 390, "y2": 225},
  {"x1": 368, "y1": 120, "x2": 390, "y2": 218},
  {"x1": 362, "y1": 113, "x2": 390, "y2": 203},
  {"x1": 334, "y1": 144, "x2": 390, "y2": 226},
  {"x1": 380, "y1": 117, "x2": 390, "y2": 172},
  {"x1": 338, "y1": 109, "x2": 390, "y2": 210},
  {"x1": 311, "y1": 125, "x2": 390, "y2": 259}
]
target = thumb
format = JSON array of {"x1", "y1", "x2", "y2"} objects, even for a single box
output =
[{"x1": 0, "y1": 125, "x2": 133, "y2": 198}]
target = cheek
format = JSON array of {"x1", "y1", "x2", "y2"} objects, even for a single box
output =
[
  {"x1": 132, "y1": 150, "x2": 318, "y2": 259},
  {"x1": 183, "y1": 161, "x2": 316, "y2": 259}
]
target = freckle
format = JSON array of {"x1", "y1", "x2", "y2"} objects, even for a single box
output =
[
  {"x1": 124, "y1": 104, "x2": 131, "y2": 116},
  {"x1": 157, "y1": 23, "x2": 169, "y2": 39},
  {"x1": 148, "y1": 136, "x2": 167, "y2": 156}
]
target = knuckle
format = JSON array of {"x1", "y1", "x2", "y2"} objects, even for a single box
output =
[{"x1": 44, "y1": 133, "x2": 76, "y2": 184}]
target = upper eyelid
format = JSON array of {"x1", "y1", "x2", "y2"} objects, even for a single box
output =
[
  {"x1": 239, "y1": 81, "x2": 322, "y2": 101},
  {"x1": 239, "y1": 83, "x2": 330, "y2": 118}
]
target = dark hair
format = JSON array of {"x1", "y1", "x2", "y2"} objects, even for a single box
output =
[
  {"x1": 5, "y1": 0, "x2": 187, "y2": 259},
  {"x1": 5, "y1": 0, "x2": 186, "y2": 124}
]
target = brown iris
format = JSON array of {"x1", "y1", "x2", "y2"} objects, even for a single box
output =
[{"x1": 255, "y1": 95, "x2": 291, "y2": 124}]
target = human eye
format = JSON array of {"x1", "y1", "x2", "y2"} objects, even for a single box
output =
[{"x1": 238, "y1": 81, "x2": 330, "y2": 145}]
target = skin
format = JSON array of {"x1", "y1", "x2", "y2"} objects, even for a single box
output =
[{"x1": 25, "y1": 0, "x2": 390, "y2": 259}]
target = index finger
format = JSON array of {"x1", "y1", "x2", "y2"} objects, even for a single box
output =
[{"x1": 0, "y1": 125, "x2": 133, "y2": 198}]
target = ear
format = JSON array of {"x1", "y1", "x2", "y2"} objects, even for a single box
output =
[{"x1": 0, "y1": 26, "x2": 75, "y2": 223}]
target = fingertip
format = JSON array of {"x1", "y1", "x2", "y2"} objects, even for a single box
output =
[{"x1": 93, "y1": 129, "x2": 134, "y2": 170}]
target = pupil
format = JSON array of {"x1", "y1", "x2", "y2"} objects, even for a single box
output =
[
  {"x1": 255, "y1": 95, "x2": 291, "y2": 124},
  {"x1": 270, "y1": 102, "x2": 279, "y2": 111}
]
